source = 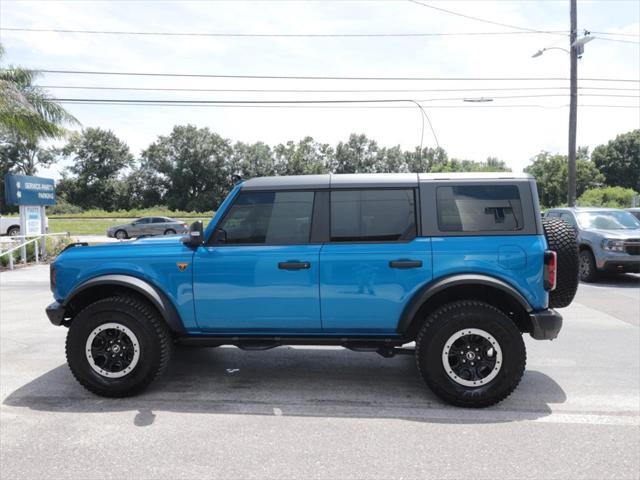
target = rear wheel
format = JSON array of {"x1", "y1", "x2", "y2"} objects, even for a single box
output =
[
  {"x1": 542, "y1": 217, "x2": 579, "y2": 308},
  {"x1": 415, "y1": 300, "x2": 526, "y2": 408},
  {"x1": 579, "y1": 249, "x2": 599, "y2": 282},
  {"x1": 164, "y1": 229, "x2": 176, "y2": 235},
  {"x1": 7, "y1": 226, "x2": 19, "y2": 236},
  {"x1": 65, "y1": 296, "x2": 172, "y2": 397}
]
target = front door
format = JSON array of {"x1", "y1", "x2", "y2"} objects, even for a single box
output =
[
  {"x1": 320, "y1": 189, "x2": 432, "y2": 333},
  {"x1": 193, "y1": 190, "x2": 322, "y2": 333}
]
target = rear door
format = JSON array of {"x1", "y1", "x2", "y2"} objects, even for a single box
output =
[
  {"x1": 320, "y1": 188, "x2": 432, "y2": 333},
  {"x1": 193, "y1": 190, "x2": 322, "y2": 332}
]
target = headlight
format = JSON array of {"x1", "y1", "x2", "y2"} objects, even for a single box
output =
[{"x1": 602, "y1": 239, "x2": 625, "y2": 252}]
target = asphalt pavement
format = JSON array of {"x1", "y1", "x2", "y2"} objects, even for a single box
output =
[{"x1": 1, "y1": 265, "x2": 638, "y2": 479}]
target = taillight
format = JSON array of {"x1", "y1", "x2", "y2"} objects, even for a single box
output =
[
  {"x1": 544, "y1": 250, "x2": 557, "y2": 291},
  {"x1": 50, "y1": 264, "x2": 56, "y2": 290}
]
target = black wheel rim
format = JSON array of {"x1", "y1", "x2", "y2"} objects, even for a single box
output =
[
  {"x1": 85, "y1": 323, "x2": 140, "y2": 378},
  {"x1": 442, "y1": 328, "x2": 502, "y2": 387}
]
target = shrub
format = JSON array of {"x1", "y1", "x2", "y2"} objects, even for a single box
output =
[
  {"x1": 47, "y1": 199, "x2": 83, "y2": 215},
  {"x1": 577, "y1": 186, "x2": 639, "y2": 208}
]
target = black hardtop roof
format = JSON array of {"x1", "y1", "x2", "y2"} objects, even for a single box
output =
[{"x1": 240, "y1": 172, "x2": 533, "y2": 190}]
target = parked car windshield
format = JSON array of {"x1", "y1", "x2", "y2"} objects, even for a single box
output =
[{"x1": 575, "y1": 211, "x2": 640, "y2": 230}]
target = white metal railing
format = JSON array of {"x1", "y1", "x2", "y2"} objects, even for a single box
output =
[{"x1": 0, "y1": 232, "x2": 70, "y2": 271}]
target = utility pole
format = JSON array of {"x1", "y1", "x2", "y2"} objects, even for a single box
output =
[{"x1": 568, "y1": 0, "x2": 578, "y2": 207}]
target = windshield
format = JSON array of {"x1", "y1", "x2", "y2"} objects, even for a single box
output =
[{"x1": 575, "y1": 211, "x2": 640, "y2": 230}]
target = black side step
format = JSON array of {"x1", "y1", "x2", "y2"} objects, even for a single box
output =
[{"x1": 175, "y1": 336, "x2": 405, "y2": 350}]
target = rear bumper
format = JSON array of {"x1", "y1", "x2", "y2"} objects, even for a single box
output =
[
  {"x1": 529, "y1": 308, "x2": 562, "y2": 340},
  {"x1": 600, "y1": 260, "x2": 640, "y2": 274},
  {"x1": 46, "y1": 301, "x2": 66, "y2": 326}
]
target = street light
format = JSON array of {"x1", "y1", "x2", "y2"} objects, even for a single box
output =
[
  {"x1": 532, "y1": 25, "x2": 595, "y2": 207},
  {"x1": 463, "y1": 97, "x2": 494, "y2": 103},
  {"x1": 531, "y1": 47, "x2": 570, "y2": 58}
]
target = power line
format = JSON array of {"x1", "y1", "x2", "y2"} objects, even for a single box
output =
[
  {"x1": 38, "y1": 85, "x2": 640, "y2": 93},
  {"x1": 407, "y1": 0, "x2": 566, "y2": 36},
  {"x1": 54, "y1": 94, "x2": 639, "y2": 103},
  {"x1": 591, "y1": 31, "x2": 640, "y2": 38},
  {"x1": 0, "y1": 26, "x2": 569, "y2": 38},
  {"x1": 56, "y1": 102, "x2": 637, "y2": 109},
  {"x1": 596, "y1": 37, "x2": 640, "y2": 45},
  {"x1": 24, "y1": 69, "x2": 640, "y2": 82}
]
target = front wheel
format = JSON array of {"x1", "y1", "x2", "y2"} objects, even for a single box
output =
[
  {"x1": 579, "y1": 249, "x2": 599, "y2": 282},
  {"x1": 415, "y1": 300, "x2": 526, "y2": 408},
  {"x1": 65, "y1": 296, "x2": 172, "y2": 397},
  {"x1": 114, "y1": 229, "x2": 128, "y2": 240},
  {"x1": 164, "y1": 229, "x2": 176, "y2": 235},
  {"x1": 7, "y1": 226, "x2": 20, "y2": 236}
]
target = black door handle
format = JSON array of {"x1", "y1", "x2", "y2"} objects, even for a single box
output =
[
  {"x1": 389, "y1": 259, "x2": 423, "y2": 269},
  {"x1": 278, "y1": 261, "x2": 311, "y2": 270}
]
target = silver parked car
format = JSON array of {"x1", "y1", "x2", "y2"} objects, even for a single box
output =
[
  {"x1": 544, "y1": 208, "x2": 640, "y2": 282},
  {"x1": 107, "y1": 217, "x2": 189, "y2": 239}
]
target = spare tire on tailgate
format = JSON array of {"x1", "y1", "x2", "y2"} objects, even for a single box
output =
[{"x1": 542, "y1": 217, "x2": 579, "y2": 308}]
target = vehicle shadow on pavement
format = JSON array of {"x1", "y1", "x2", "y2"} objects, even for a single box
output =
[
  {"x1": 582, "y1": 273, "x2": 640, "y2": 288},
  {"x1": 4, "y1": 347, "x2": 566, "y2": 426}
]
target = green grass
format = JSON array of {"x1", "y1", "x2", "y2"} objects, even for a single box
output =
[
  {"x1": 49, "y1": 217, "x2": 212, "y2": 236},
  {"x1": 48, "y1": 208, "x2": 214, "y2": 219}
]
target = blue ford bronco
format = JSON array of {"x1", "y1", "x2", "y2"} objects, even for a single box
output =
[{"x1": 47, "y1": 173, "x2": 579, "y2": 407}]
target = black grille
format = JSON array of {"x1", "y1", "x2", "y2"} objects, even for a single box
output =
[{"x1": 625, "y1": 239, "x2": 640, "y2": 255}]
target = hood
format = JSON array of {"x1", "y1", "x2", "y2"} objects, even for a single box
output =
[{"x1": 584, "y1": 228, "x2": 640, "y2": 239}]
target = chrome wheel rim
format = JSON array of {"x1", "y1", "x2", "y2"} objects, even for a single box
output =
[
  {"x1": 442, "y1": 328, "x2": 502, "y2": 387},
  {"x1": 85, "y1": 323, "x2": 140, "y2": 378},
  {"x1": 579, "y1": 253, "x2": 590, "y2": 277}
]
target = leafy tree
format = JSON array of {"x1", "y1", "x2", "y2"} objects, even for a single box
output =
[
  {"x1": 57, "y1": 128, "x2": 134, "y2": 210},
  {"x1": 141, "y1": 125, "x2": 232, "y2": 211},
  {"x1": 524, "y1": 148, "x2": 604, "y2": 208},
  {"x1": 0, "y1": 44, "x2": 77, "y2": 141},
  {"x1": 592, "y1": 130, "x2": 640, "y2": 191},
  {"x1": 274, "y1": 137, "x2": 332, "y2": 175},
  {"x1": 0, "y1": 132, "x2": 57, "y2": 175},
  {"x1": 334, "y1": 134, "x2": 380, "y2": 173},
  {"x1": 577, "y1": 186, "x2": 639, "y2": 208},
  {"x1": 232, "y1": 141, "x2": 277, "y2": 178},
  {"x1": 405, "y1": 146, "x2": 448, "y2": 173}
]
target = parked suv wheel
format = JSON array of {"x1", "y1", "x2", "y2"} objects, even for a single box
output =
[
  {"x1": 65, "y1": 296, "x2": 172, "y2": 397},
  {"x1": 542, "y1": 217, "x2": 579, "y2": 308},
  {"x1": 579, "y1": 249, "x2": 599, "y2": 282},
  {"x1": 415, "y1": 300, "x2": 526, "y2": 408}
]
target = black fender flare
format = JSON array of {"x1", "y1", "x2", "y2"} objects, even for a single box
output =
[
  {"x1": 63, "y1": 274, "x2": 185, "y2": 334},
  {"x1": 397, "y1": 274, "x2": 533, "y2": 334}
]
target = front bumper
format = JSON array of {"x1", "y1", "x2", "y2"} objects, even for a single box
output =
[
  {"x1": 600, "y1": 260, "x2": 640, "y2": 274},
  {"x1": 46, "y1": 301, "x2": 66, "y2": 326},
  {"x1": 529, "y1": 308, "x2": 562, "y2": 340}
]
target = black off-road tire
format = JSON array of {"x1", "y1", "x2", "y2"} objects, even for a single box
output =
[
  {"x1": 415, "y1": 300, "x2": 526, "y2": 408},
  {"x1": 579, "y1": 249, "x2": 599, "y2": 283},
  {"x1": 65, "y1": 296, "x2": 172, "y2": 397},
  {"x1": 542, "y1": 217, "x2": 579, "y2": 308}
]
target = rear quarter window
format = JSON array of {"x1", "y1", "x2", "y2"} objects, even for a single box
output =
[{"x1": 436, "y1": 185, "x2": 524, "y2": 232}]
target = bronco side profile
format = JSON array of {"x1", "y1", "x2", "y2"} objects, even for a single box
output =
[{"x1": 47, "y1": 173, "x2": 579, "y2": 408}]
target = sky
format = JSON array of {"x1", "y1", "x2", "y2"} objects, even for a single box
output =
[{"x1": 0, "y1": 0, "x2": 638, "y2": 179}]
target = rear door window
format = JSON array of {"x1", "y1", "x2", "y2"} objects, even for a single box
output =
[
  {"x1": 330, "y1": 189, "x2": 416, "y2": 242},
  {"x1": 436, "y1": 185, "x2": 524, "y2": 232}
]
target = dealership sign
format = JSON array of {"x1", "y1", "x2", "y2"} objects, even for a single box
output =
[{"x1": 4, "y1": 174, "x2": 56, "y2": 206}]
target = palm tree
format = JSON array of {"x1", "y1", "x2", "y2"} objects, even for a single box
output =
[{"x1": 0, "y1": 44, "x2": 78, "y2": 140}]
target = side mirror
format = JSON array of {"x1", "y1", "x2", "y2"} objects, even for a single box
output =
[{"x1": 182, "y1": 221, "x2": 204, "y2": 247}]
